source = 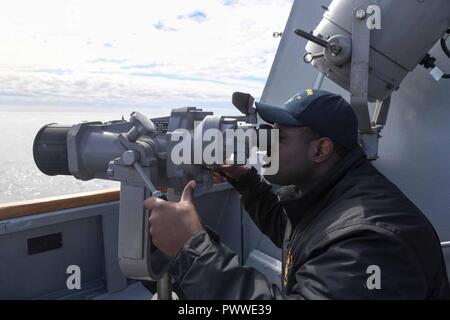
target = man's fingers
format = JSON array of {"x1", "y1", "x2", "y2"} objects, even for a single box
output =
[
  {"x1": 181, "y1": 180, "x2": 197, "y2": 203},
  {"x1": 210, "y1": 166, "x2": 232, "y2": 179},
  {"x1": 143, "y1": 196, "x2": 165, "y2": 211},
  {"x1": 211, "y1": 165, "x2": 249, "y2": 181},
  {"x1": 213, "y1": 165, "x2": 234, "y2": 172}
]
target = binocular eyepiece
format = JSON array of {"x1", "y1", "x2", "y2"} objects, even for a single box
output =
[{"x1": 33, "y1": 124, "x2": 72, "y2": 176}]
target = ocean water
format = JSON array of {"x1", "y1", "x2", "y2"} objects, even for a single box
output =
[{"x1": 0, "y1": 106, "x2": 178, "y2": 204}]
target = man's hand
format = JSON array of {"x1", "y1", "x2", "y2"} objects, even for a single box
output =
[
  {"x1": 212, "y1": 165, "x2": 250, "y2": 182},
  {"x1": 143, "y1": 180, "x2": 204, "y2": 257}
]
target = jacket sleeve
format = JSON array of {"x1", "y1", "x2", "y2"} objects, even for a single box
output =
[
  {"x1": 229, "y1": 167, "x2": 287, "y2": 248},
  {"x1": 170, "y1": 224, "x2": 431, "y2": 300},
  {"x1": 169, "y1": 228, "x2": 287, "y2": 300}
]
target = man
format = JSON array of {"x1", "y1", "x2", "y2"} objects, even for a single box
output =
[{"x1": 144, "y1": 89, "x2": 450, "y2": 299}]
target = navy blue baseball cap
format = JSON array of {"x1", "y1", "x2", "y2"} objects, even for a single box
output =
[{"x1": 255, "y1": 89, "x2": 358, "y2": 150}]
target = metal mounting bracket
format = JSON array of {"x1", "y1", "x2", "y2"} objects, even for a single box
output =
[{"x1": 350, "y1": 6, "x2": 391, "y2": 160}]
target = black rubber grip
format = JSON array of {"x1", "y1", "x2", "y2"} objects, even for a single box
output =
[{"x1": 33, "y1": 124, "x2": 71, "y2": 176}]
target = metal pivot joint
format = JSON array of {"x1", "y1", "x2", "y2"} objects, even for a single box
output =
[
  {"x1": 127, "y1": 111, "x2": 157, "y2": 142},
  {"x1": 295, "y1": 29, "x2": 352, "y2": 67}
]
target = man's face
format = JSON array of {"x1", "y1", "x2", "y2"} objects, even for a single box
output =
[{"x1": 263, "y1": 124, "x2": 316, "y2": 186}]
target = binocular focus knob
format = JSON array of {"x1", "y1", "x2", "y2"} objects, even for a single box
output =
[{"x1": 127, "y1": 111, "x2": 157, "y2": 142}]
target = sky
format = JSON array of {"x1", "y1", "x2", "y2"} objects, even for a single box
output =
[{"x1": 0, "y1": 0, "x2": 293, "y2": 112}]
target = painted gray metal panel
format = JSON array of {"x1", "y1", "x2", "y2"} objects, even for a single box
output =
[
  {"x1": 0, "y1": 183, "x2": 243, "y2": 299},
  {"x1": 243, "y1": 212, "x2": 281, "y2": 262},
  {"x1": 0, "y1": 202, "x2": 118, "y2": 235},
  {"x1": 245, "y1": 249, "x2": 282, "y2": 288},
  {"x1": 0, "y1": 216, "x2": 104, "y2": 299},
  {"x1": 94, "y1": 281, "x2": 151, "y2": 300},
  {"x1": 194, "y1": 183, "x2": 243, "y2": 260},
  {"x1": 0, "y1": 202, "x2": 128, "y2": 299},
  {"x1": 374, "y1": 41, "x2": 450, "y2": 247},
  {"x1": 101, "y1": 213, "x2": 128, "y2": 293}
]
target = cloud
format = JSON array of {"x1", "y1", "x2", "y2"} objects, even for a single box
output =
[
  {"x1": 0, "y1": 67, "x2": 266, "y2": 111},
  {"x1": 222, "y1": 0, "x2": 238, "y2": 6},
  {"x1": 32, "y1": 68, "x2": 73, "y2": 75},
  {"x1": 0, "y1": 0, "x2": 294, "y2": 111},
  {"x1": 88, "y1": 58, "x2": 127, "y2": 64},
  {"x1": 178, "y1": 11, "x2": 208, "y2": 23},
  {"x1": 153, "y1": 20, "x2": 178, "y2": 32}
]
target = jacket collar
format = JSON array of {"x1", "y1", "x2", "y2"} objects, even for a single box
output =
[{"x1": 279, "y1": 146, "x2": 368, "y2": 227}]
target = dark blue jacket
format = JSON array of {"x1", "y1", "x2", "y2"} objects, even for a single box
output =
[{"x1": 170, "y1": 146, "x2": 450, "y2": 299}]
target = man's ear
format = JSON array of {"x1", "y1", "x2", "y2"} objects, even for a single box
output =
[{"x1": 312, "y1": 138, "x2": 334, "y2": 164}]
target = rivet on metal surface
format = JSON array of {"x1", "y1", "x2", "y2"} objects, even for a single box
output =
[{"x1": 355, "y1": 9, "x2": 366, "y2": 20}]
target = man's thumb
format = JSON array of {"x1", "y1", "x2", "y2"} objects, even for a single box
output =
[{"x1": 181, "y1": 180, "x2": 196, "y2": 202}]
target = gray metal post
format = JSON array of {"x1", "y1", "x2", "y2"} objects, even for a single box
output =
[
  {"x1": 157, "y1": 272, "x2": 172, "y2": 300},
  {"x1": 441, "y1": 242, "x2": 450, "y2": 248},
  {"x1": 350, "y1": 7, "x2": 373, "y2": 133},
  {"x1": 313, "y1": 72, "x2": 325, "y2": 90}
]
